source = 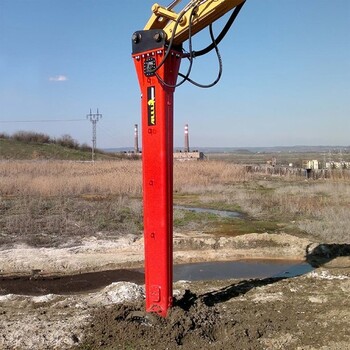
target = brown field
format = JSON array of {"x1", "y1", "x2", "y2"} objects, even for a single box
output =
[
  {"x1": 0, "y1": 159, "x2": 349, "y2": 245},
  {"x1": 1, "y1": 159, "x2": 350, "y2": 350}
]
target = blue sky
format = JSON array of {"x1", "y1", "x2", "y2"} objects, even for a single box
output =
[{"x1": 0, "y1": 0, "x2": 349, "y2": 149}]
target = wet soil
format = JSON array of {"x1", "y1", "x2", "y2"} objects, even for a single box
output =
[
  {"x1": 0, "y1": 269, "x2": 144, "y2": 295},
  {"x1": 76, "y1": 269, "x2": 350, "y2": 350},
  {"x1": 0, "y1": 236, "x2": 349, "y2": 349}
]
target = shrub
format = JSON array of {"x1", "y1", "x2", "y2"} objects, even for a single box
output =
[
  {"x1": 80, "y1": 143, "x2": 91, "y2": 152},
  {"x1": 12, "y1": 131, "x2": 51, "y2": 144},
  {"x1": 0, "y1": 132, "x2": 10, "y2": 139},
  {"x1": 56, "y1": 134, "x2": 79, "y2": 149}
]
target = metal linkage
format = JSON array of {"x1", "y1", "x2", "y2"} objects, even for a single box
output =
[{"x1": 145, "y1": 0, "x2": 246, "y2": 45}]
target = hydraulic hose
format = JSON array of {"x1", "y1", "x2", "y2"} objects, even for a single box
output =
[{"x1": 192, "y1": 1, "x2": 246, "y2": 58}]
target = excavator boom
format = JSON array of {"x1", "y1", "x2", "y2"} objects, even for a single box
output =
[{"x1": 145, "y1": 0, "x2": 246, "y2": 45}]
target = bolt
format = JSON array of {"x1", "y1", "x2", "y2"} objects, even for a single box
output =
[
  {"x1": 132, "y1": 32, "x2": 141, "y2": 44},
  {"x1": 153, "y1": 32, "x2": 163, "y2": 42}
]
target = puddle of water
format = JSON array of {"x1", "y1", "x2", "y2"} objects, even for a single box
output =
[
  {"x1": 0, "y1": 260, "x2": 313, "y2": 295},
  {"x1": 173, "y1": 259, "x2": 313, "y2": 282},
  {"x1": 174, "y1": 205, "x2": 241, "y2": 218}
]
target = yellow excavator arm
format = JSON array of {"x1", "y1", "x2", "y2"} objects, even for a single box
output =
[{"x1": 144, "y1": 0, "x2": 246, "y2": 45}]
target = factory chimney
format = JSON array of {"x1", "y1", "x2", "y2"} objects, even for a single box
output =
[
  {"x1": 184, "y1": 124, "x2": 190, "y2": 153},
  {"x1": 134, "y1": 124, "x2": 139, "y2": 153}
]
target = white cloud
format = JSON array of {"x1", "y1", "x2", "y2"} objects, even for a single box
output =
[{"x1": 49, "y1": 75, "x2": 68, "y2": 82}]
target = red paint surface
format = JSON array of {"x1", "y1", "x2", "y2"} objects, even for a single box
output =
[{"x1": 133, "y1": 48, "x2": 181, "y2": 317}]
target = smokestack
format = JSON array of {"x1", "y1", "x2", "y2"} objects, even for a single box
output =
[
  {"x1": 184, "y1": 124, "x2": 190, "y2": 152},
  {"x1": 134, "y1": 124, "x2": 139, "y2": 153}
]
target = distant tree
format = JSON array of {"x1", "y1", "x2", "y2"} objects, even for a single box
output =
[
  {"x1": 0, "y1": 132, "x2": 10, "y2": 139},
  {"x1": 80, "y1": 143, "x2": 91, "y2": 152},
  {"x1": 56, "y1": 134, "x2": 79, "y2": 149},
  {"x1": 12, "y1": 131, "x2": 51, "y2": 144}
]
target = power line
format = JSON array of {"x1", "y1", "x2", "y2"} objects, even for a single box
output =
[{"x1": 0, "y1": 119, "x2": 86, "y2": 123}]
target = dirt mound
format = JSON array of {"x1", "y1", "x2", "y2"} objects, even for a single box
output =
[
  {"x1": 79, "y1": 290, "x2": 270, "y2": 350},
  {"x1": 78, "y1": 271, "x2": 350, "y2": 350}
]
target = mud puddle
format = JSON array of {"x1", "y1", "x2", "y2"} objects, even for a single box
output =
[
  {"x1": 0, "y1": 269, "x2": 144, "y2": 295},
  {"x1": 0, "y1": 259, "x2": 313, "y2": 296}
]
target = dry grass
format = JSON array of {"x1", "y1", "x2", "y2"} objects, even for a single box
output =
[
  {"x1": 0, "y1": 159, "x2": 349, "y2": 245},
  {"x1": 0, "y1": 195, "x2": 143, "y2": 247},
  {"x1": 212, "y1": 180, "x2": 350, "y2": 243},
  {"x1": 0, "y1": 160, "x2": 248, "y2": 197},
  {"x1": 174, "y1": 161, "x2": 249, "y2": 192},
  {"x1": 0, "y1": 160, "x2": 142, "y2": 197},
  {"x1": 0, "y1": 160, "x2": 144, "y2": 246}
]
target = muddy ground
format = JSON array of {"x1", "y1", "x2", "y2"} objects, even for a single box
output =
[{"x1": 0, "y1": 231, "x2": 350, "y2": 349}]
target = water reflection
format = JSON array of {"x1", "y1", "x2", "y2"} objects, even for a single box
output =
[{"x1": 173, "y1": 259, "x2": 313, "y2": 281}]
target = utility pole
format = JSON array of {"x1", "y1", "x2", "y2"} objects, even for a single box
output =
[{"x1": 86, "y1": 108, "x2": 102, "y2": 162}]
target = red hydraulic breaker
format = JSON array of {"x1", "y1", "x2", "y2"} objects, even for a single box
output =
[{"x1": 132, "y1": 29, "x2": 182, "y2": 317}]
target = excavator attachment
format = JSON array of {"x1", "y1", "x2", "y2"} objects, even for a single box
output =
[
  {"x1": 132, "y1": 32, "x2": 181, "y2": 317},
  {"x1": 132, "y1": 0, "x2": 246, "y2": 317}
]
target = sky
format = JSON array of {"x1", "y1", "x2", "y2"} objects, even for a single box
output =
[{"x1": 0, "y1": 0, "x2": 349, "y2": 149}]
